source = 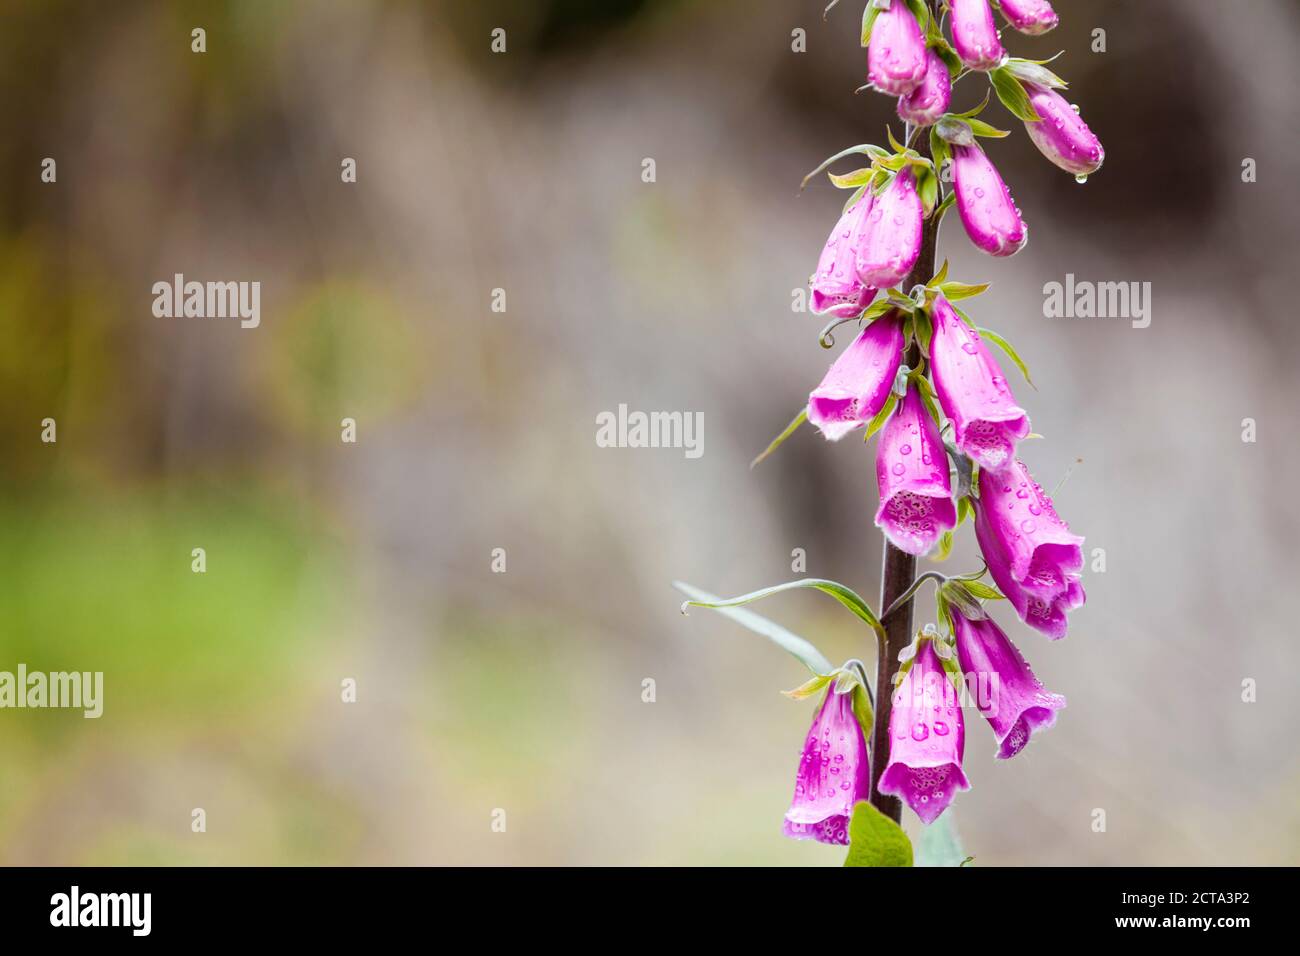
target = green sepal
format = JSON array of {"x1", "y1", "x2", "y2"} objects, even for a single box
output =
[
  {"x1": 935, "y1": 116, "x2": 975, "y2": 147},
  {"x1": 861, "y1": 3, "x2": 882, "y2": 46},
  {"x1": 966, "y1": 118, "x2": 1011, "y2": 139},
  {"x1": 951, "y1": 90, "x2": 991, "y2": 119},
  {"x1": 829, "y1": 166, "x2": 877, "y2": 189},
  {"x1": 932, "y1": 530, "x2": 954, "y2": 563},
  {"x1": 800, "y1": 144, "x2": 885, "y2": 192},
  {"x1": 782, "y1": 672, "x2": 834, "y2": 700},
  {"x1": 750, "y1": 408, "x2": 807, "y2": 469},
  {"x1": 917, "y1": 165, "x2": 940, "y2": 216},
  {"x1": 844, "y1": 801, "x2": 914, "y2": 867},
  {"x1": 929, "y1": 128, "x2": 951, "y2": 177},
  {"x1": 1002, "y1": 56, "x2": 1068, "y2": 90},
  {"x1": 938, "y1": 280, "x2": 990, "y2": 301},
  {"x1": 863, "y1": 392, "x2": 899, "y2": 442},
  {"x1": 962, "y1": 580, "x2": 1006, "y2": 601},
  {"x1": 990, "y1": 67, "x2": 1041, "y2": 122}
]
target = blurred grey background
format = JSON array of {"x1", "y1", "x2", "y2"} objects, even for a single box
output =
[{"x1": 0, "y1": 0, "x2": 1297, "y2": 864}]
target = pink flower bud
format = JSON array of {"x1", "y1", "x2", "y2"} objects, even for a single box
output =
[
  {"x1": 811, "y1": 194, "x2": 878, "y2": 318},
  {"x1": 855, "y1": 168, "x2": 923, "y2": 290},
  {"x1": 874, "y1": 385, "x2": 955, "y2": 556},
  {"x1": 998, "y1": 0, "x2": 1059, "y2": 36},
  {"x1": 879, "y1": 640, "x2": 969, "y2": 824},
  {"x1": 1023, "y1": 84, "x2": 1105, "y2": 177},
  {"x1": 868, "y1": 1, "x2": 928, "y2": 96},
  {"x1": 807, "y1": 314, "x2": 905, "y2": 441},
  {"x1": 974, "y1": 462, "x2": 1086, "y2": 640},
  {"x1": 952, "y1": 143, "x2": 1028, "y2": 257},
  {"x1": 896, "y1": 47, "x2": 952, "y2": 127},
  {"x1": 952, "y1": 610, "x2": 1065, "y2": 759},
  {"x1": 783, "y1": 682, "x2": 871, "y2": 845},
  {"x1": 949, "y1": 0, "x2": 1004, "y2": 71},
  {"x1": 929, "y1": 295, "x2": 1029, "y2": 475}
]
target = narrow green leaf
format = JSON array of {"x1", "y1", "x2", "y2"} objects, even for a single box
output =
[
  {"x1": 673, "y1": 581, "x2": 834, "y2": 675},
  {"x1": 990, "y1": 67, "x2": 1041, "y2": 123},
  {"x1": 844, "y1": 801, "x2": 913, "y2": 867},
  {"x1": 976, "y1": 326, "x2": 1036, "y2": 388},
  {"x1": 750, "y1": 408, "x2": 807, "y2": 469},
  {"x1": 678, "y1": 577, "x2": 886, "y2": 646},
  {"x1": 929, "y1": 259, "x2": 950, "y2": 286}
]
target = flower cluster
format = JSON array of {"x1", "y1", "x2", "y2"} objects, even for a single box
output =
[{"x1": 679, "y1": 0, "x2": 1104, "y2": 857}]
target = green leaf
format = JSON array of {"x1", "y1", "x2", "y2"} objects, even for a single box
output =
[
  {"x1": 750, "y1": 408, "x2": 806, "y2": 469},
  {"x1": 929, "y1": 259, "x2": 950, "y2": 286},
  {"x1": 990, "y1": 67, "x2": 1041, "y2": 123},
  {"x1": 863, "y1": 392, "x2": 898, "y2": 441},
  {"x1": 678, "y1": 577, "x2": 886, "y2": 647},
  {"x1": 938, "y1": 280, "x2": 990, "y2": 301},
  {"x1": 673, "y1": 581, "x2": 835, "y2": 675},
  {"x1": 844, "y1": 801, "x2": 913, "y2": 867},
  {"x1": 976, "y1": 326, "x2": 1036, "y2": 388},
  {"x1": 916, "y1": 809, "x2": 967, "y2": 867}
]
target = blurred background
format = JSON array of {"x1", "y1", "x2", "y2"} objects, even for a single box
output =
[{"x1": 1, "y1": 0, "x2": 1297, "y2": 865}]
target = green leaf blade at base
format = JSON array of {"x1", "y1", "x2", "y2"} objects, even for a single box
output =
[{"x1": 844, "y1": 801, "x2": 913, "y2": 867}]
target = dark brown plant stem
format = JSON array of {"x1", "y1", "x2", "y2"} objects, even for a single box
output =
[{"x1": 870, "y1": 168, "x2": 941, "y2": 824}]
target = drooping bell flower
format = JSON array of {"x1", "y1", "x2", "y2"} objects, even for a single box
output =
[
  {"x1": 855, "y1": 168, "x2": 923, "y2": 290},
  {"x1": 998, "y1": 0, "x2": 1059, "y2": 35},
  {"x1": 949, "y1": 0, "x2": 1004, "y2": 71},
  {"x1": 807, "y1": 313, "x2": 905, "y2": 441},
  {"x1": 874, "y1": 384, "x2": 955, "y2": 556},
  {"x1": 1023, "y1": 83, "x2": 1105, "y2": 177},
  {"x1": 783, "y1": 682, "x2": 871, "y2": 845},
  {"x1": 879, "y1": 640, "x2": 969, "y2": 824},
  {"x1": 952, "y1": 609, "x2": 1065, "y2": 758},
  {"x1": 811, "y1": 193, "x2": 878, "y2": 318},
  {"x1": 952, "y1": 143, "x2": 1028, "y2": 257},
  {"x1": 974, "y1": 463, "x2": 1086, "y2": 640},
  {"x1": 867, "y1": 0, "x2": 928, "y2": 96},
  {"x1": 928, "y1": 295, "x2": 1029, "y2": 474},
  {"x1": 896, "y1": 47, "x2": 952, "y2": 127}
]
